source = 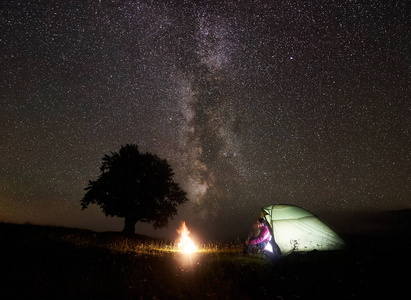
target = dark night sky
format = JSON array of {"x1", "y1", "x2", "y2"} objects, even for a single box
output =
[{"x1": 1, "y1": 0, "x2": 410, "y2": 240}]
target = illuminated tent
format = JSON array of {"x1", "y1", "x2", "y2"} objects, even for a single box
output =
[{"x1": 261, "y1": 204, "x2": 345, "y2": 256}]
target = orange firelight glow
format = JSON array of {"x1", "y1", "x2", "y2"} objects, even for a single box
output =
[{"x1": 176, "y1": 221, "x2": 197, "y2": 253}]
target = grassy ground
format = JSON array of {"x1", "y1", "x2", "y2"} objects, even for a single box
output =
[{"x1": 0, "y1": 222, "x2": 409, "y2": 299}]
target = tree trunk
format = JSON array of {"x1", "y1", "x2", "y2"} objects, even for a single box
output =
[{"x1": 123, "y1": 217, "x2": 137, "y2": 234}]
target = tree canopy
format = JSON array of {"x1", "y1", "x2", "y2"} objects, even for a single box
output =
[{"x1": 81, "y1": 144, "x2": 188, "y2": 233}]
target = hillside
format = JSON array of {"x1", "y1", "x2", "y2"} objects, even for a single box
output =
[{"x1": 0, "y1": 221, "x2": 409, "y2": 299}]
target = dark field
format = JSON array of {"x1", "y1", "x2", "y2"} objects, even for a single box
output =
[{"x1": 0, "y1": 222, "x2": 409, "y2": 300}]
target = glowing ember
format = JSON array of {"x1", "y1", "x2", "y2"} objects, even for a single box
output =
[{"x1": 176, "y1": 221, "x2": 197, "y2": 253}]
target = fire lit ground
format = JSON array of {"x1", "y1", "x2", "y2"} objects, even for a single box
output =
[{"x1": 1, "y1": 220, "x2": 410, "y2": 299}]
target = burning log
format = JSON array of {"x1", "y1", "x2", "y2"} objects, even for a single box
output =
[{"x1": 176, "y1": 221, "x2": 197, "y2": 254}]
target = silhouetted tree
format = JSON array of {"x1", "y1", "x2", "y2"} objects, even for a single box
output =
[{"x1": 81, "y1": 144, "x2": 188, "y2": 234}]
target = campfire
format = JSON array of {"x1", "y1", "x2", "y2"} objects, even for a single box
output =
[{"x1": 176, "y1": 221, "x2": 197, "y2": 254}]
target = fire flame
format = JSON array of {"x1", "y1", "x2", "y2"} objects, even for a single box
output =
[{"x1": 177, "y1": 221, "x2": 197, "y2": 253}]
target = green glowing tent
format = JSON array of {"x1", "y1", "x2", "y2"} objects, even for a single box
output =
[{"x1": 262, "y1": 204, "x2": 345, "y2": 256}]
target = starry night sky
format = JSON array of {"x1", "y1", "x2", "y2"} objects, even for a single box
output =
[{"x1": 1, "y1": 0, "x2": 410, "y2": 240}]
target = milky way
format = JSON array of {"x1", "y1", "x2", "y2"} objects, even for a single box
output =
[{"x1": 1, "y1": 0, "x2": 410, "y2": 238}]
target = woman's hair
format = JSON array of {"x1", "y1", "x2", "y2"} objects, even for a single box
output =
[{"x1": 258, "y1": 218, "x2": 265, "y2": 225}]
